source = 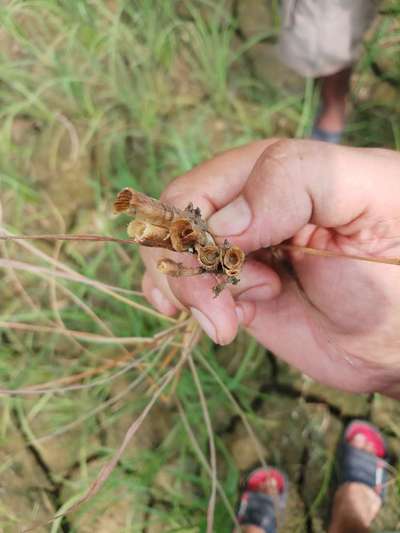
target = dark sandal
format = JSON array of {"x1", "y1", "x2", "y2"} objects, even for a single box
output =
[
  {"x1": 338, "y1": 420, "x2": 389, "y2": 501},
  {"x1": 237, "y1": 468, "x2": 287, "y2": 533}
]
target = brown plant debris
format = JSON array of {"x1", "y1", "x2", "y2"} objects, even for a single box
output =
[
  {"x1": 157, "y1": 259, "x2": 204, "y2": 277},
  {"x1": 113, "y1": 188, "x2": 245, "y2": 295}
]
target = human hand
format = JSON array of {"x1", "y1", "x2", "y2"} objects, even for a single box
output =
[{"x1": 141, "y1": 139, "x2": 400, "y2": 397}]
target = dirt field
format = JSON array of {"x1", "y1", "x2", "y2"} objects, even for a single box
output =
[{"x1": 1, "y1": 1, "x2": 400, "y2": 532}]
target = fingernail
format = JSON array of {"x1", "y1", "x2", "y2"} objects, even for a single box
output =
[
  {"x1": 238, "y1": 284, "x2": 273, "y2": 302},
  {"x1": 209, "y1": 195, "x2": 252, "y2": 236},
  {"x1": 235, "y1": 304, "x2": 244, "y2": 324},
  {"x1": 190, "y1": 307, "x2": 218, "y2": 344},
  {"x1": 151, "y1": 288, "x2": 172, "y2": 314}
]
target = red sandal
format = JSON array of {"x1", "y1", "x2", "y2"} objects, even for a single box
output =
[
  {"x1": 237, "y1": 467, "x2": 287, "y2": 533},
  {"x1": 338, "y1": 420, "x2": 389, "y2": 501}
]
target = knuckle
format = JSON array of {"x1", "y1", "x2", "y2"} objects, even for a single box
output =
[
  {"x1": 262, "y1": 138, "x2": 296, "y2": 159},
  {"x1": 256, "y1": 138, "x2": 310, "y2": 182},
  {"x1": 254, "y1": 139, "x2": 298, "y2": 191},
  {"x1": 257, "y1": 138, "x2": 331, "y2": 176}
]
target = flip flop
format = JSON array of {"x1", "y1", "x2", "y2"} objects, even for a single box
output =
[
  {"x1": 338, "y1": 420, "x2": 390, "y2": 501},
  {"x1": 236, "y1": 467, "x2": 287, "y2": 533}
]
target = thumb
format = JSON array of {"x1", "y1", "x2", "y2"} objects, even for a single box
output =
[{"x1": 208, "y1": 140, "x2": 398, "y2": 252}]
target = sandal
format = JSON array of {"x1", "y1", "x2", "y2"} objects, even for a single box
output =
[
  {"x1": 338, "y1": 420, "x2": 389, "y2": 501},
  {"x1": 236, "y1": 467, "x2": 287, "y2": 533},
  {"x1": 310, "y1": 105, "x2": 344, "y2": 144},
  {"x1": 311, "y1": 125, "x2": 343, "y2": 144}
]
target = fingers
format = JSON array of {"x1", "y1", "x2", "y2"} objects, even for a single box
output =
[
  {"x1": 140, "y1": 247, "x2": 183, "y2": 313},
  {"x1": 229, "y1": 259, "x2": 281, "y2": 302},
  {"x1": 141, "y1": 270, "x2": 178, "y2": 316},
  {"x1": 208, "y1": 140, "x2": 400, "y2": 252},
  {"x1": 235, "y1": 294, "x2": 399, "y2": 394},
  {"x1": 168, "y1": 257, "x2": 281, "y2": 344},
  {"x1": 141, "y1": 251, "x2": 281, "y2": 344},
  {"x1": 140, "y1": 139, "x2": 313, "y2": 341},
  {"x1": 207, "y1": 139, "x2": 334, "y2": 251},
  {"x1": 161, "y1": 139, "x2": 279, "y2": 216},
  {"x1": 140, "y1": 244, "x2": 238, "y2": 344},
  {"x1": 168, "y1": 274, "x2": 238, "y2": 345}
]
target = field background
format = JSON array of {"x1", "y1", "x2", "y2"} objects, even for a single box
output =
[{"x1": 0, "y1": 1, "x2": 400, "y2": 531}]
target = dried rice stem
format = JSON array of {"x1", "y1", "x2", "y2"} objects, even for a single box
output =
[
  {"x1": 221, "y1": 245, "x2": 245, "y2": 277},
  {"x1": 176, "y1": 400, "x2": 239, "y2": 527},
  {"x1": 21, "y1": 326, "x2": 200, "y2": 533},
  {"x1": 280, "y1": 244, "x2": 400, "y2": 266},
  {"x1": 113, "y1": 188, "x2": 246, "y2": 294},
  {"x1": 188, "y1": 354, "x2": 217, "y2": 533},
  {"x1": 113, "y1": 187, "x2": 181, "y2": 227},
  {"x1": 0, "y1": 321, "x2": 161, "y2": 345},
  {"x1": 24, "y1": 351, "x2": 136, "y2": 390},
  {"x1": 157, "y1": 258, "x2": 204, "y2": 277},
  {"x1": 196, "y1": 244, "x2": 220, "y2": 271},
  {"x1": 0, "y1": 230, "x2": 174, "y2": 322},
  {"x1": 127, "y1": 220, "x2": 172, "y2": 249},
  {"x1": 170, "y1": 218, "x2": 200, "y2": 252},
  {"x1": 0, "y1": 233, "x2": 137, "y2": 246}
]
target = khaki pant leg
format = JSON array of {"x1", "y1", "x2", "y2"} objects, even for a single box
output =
[{"x1": 279, "y1": 0, "x2": 379, "y2": 77}]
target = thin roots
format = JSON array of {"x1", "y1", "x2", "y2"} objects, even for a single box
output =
[
  {"x1": 3, "y1": 231, "x2": 400, "y2": 531},
  {"x1": 18, "y1": 319, "x2": 200, "y2": 532}
]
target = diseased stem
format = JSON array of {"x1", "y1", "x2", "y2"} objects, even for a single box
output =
[{"x1": 113, "y1": 187, "x2": 245, "y2": 292}]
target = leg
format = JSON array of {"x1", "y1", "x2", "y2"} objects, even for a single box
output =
[
  {"x1": 316, "y1": 67, "x2": 352, "y2": 134},
  {"x1": 278, "y1": 0, "x2": 379, "y2": 142},
  {"x1": 328, "y1": 421, "x2": 388, "y2": 533}
]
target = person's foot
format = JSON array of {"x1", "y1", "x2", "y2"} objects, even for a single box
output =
[
  {"x1": 328, "y1": 420, "x2": 389, "y2": 533},
  {"x1": 236, "y1": 467, "x2": 287, "y2": 533}
]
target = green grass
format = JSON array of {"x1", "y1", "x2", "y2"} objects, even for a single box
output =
[{"x1": 0, "y1": 1, "x2": 400, "y2": 532}]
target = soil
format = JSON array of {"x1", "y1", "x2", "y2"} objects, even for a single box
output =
[
  {"x1": 1, "y1": 2, "x2": 400, "y2": 532},
  {"x1": 4, "y1": 351, "x2": 400, "y2": 531}
]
